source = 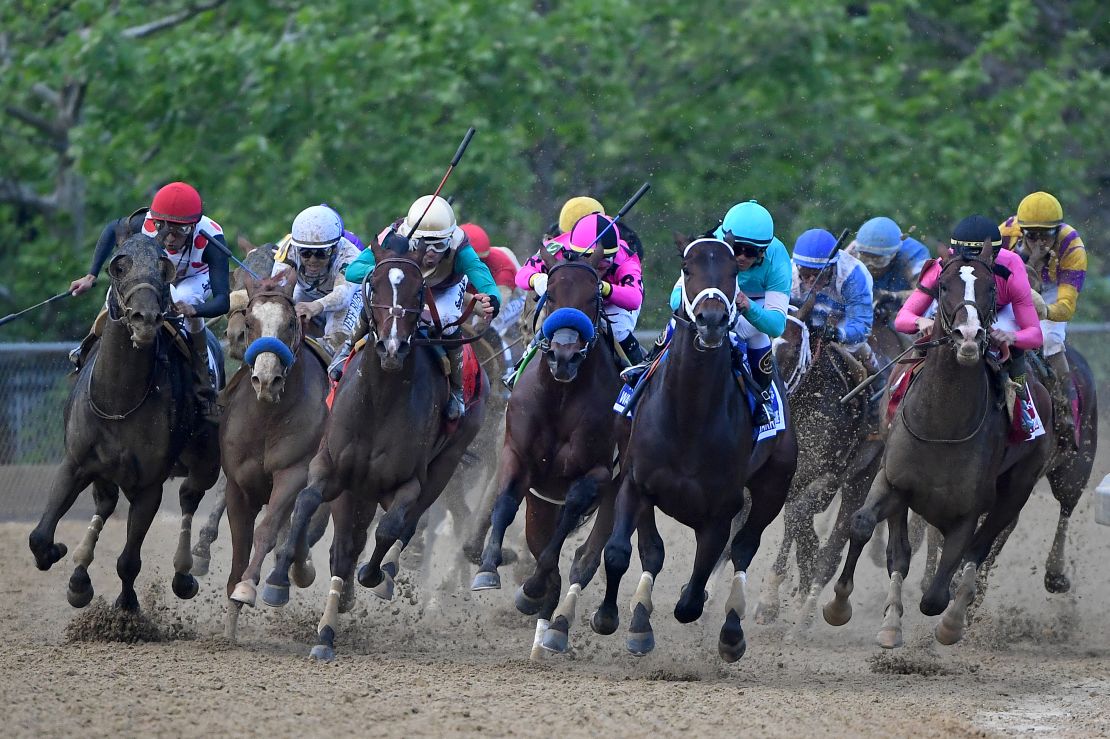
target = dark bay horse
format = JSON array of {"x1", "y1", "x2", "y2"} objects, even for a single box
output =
[
  {"x1": 261, "y1": 233, "x2": 487, "y2": 660},
  {"x1": 822, "y1": 243, "x2": 1053, "y2": 647},
  {"x1": 591, "y1": 237, "x2": 797, "y2": 661},
  {"x1": 755, "y1": 303, "x2": 883, "y2": 626},
  {"x1": 29, "y1": 232, "x2": 219, "y2": 612},
  {"x1": 470, "y1": 244, "x2": 627, "y2": 659},
  {"x1": 219, "y1": 270, "x2": 331, "y2": 641}
]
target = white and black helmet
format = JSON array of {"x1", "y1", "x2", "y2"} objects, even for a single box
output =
[{"x1": 291, "y1": 204, "x2": 343, "y2": 249}]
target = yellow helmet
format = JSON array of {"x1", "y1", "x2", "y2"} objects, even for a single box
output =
[
  {"x1": 1016, "y1": 191, "x2": 1063, "y2": 228},
  {"x1": 558, "y1": 196, "x2": 605, "y2": 234}
]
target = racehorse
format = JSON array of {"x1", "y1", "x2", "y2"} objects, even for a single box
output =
[
  {"x1": 470, "y1": 243, "x2": 627, "y2": 658},
  {"x1": 590, "y1": 236, "x2": 798, "y2": 661},
  {"x1": 755, "y1": 300, "x2": 882, "y2": 626},
  {"x1": 822, "y1": 241, "x2": 1054, "y2": 647},
  {"x1": 218, "y1": 269, "x2": 331, "y2": 641},
  {"x1": 29, "y1": 231, "x2": 219, "y2": 613},
  {"x1": 261, "y1": 232, "x2": 487, "y2": 660}
]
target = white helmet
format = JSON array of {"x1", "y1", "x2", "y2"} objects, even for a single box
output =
[
  {"x1": 290, "y1": 204, "x2": 343, "y2": 249},
  {"x1": 404, "y1": 195, "x2": 456, "y2": 240}
]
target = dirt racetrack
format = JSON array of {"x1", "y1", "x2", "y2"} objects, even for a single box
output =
[{"x1": 2, "y1": 451, "x2": 1109, "y2": 738}]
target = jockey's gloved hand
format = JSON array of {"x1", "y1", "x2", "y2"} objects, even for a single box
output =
[
  {"x1": 820, "y1": 323, "x2": 842, "y2": 343},
  {"x1": 529, "y1": 273, "x2": 549, "y2": 297}
]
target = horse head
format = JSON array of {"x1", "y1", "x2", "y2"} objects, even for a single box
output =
[
  {"x1": 675, "y1": 236, "x2": 739, "y2": 349},
  {"x1": 935, "y1": 239, "x2": 996, "y2": 366},
  {"x1": 366, "y1": 230, "x2": 427, "y2": 372},
  {"x1": 243, "y1": 267, "x2": 300, "y2": 403},
  {"x1": 537, "y1": 245, "x2": 605, "y2": 382},
  {"x1": 227, "y1": 243, "x2": 279, "y2": 360},
  {"x1": 106, "y1": 231, "x2": 174, "y2": 348}
]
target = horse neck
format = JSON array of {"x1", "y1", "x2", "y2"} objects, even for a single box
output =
[
  {"x1": 909, "y1": 342, "x2": 991, "y2": 438},
  {"x1": 91, "y1": 315, "x2": 158, "y2": 415},
  {"x1": 662, "y1": 320, "x2": 736, "y2": 422}
]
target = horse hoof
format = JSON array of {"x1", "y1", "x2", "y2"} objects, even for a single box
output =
[
  {"x1": 230, "y1": 581, "x2": 257, "y2": 607},
  {"x1": 822, "y1": 598, "x2": 852, "y2": 627},
  {"x1": 590, "y1": 606, "x2": 619, "y2": 636},
  {"x1": 30, "y1": 540, "x2": 67, "y2": 571},
  {"x1": 934, "y1": 619, "x2": 964, "y2": 646},
  {"x1": 309, "y1": 644, "x2": 335, "y2": 662},
  {"x1": 1044, "y1": 571, "x2": 1071, "y2": 594},
  {"x1": 718, "y1": 635, "x2": 747, "y2": 663},
  {"x1": 191, "y1": 553, "x2": 211, "y2": 577},
  {"x1": 514, "y1": 585, "x2": 544, "y2": 616},
  {"x1": 261, "y1": 582, "x2": 290, "y2": 608},
  {"x1": 627, "y1": 630, "x2": 655, "y2": 657},
  {"x1": 876, "y1": 626, "x2": 903, "y2": 649},
  {"x1": 541, "y1": 618, "x2": 570, "y2": 654},
  {"x1": 471, "y1": 570, "x2": 501, "y2": 591},
  {"x1": 753, "y1": 600, "x2": 779, "y2": 625},
  {"x1": 291, "y1": 559, "x2": 316, "y2": 589},
  {"x1": 369, "y1": 572, "x2": 395, "y2": 602},
  {"x1": 66, "y1": 565, "x2": 94, "y2": 608},
  {"x1": 172, "y1": 572, "x2": 199, "y2": 600}
]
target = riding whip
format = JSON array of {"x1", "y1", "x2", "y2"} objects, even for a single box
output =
[
  {"x1": 577, "y1": 182, "x2": 651, "y2": 254},
  {"x1": 838, "y1": 342, "x2": 917, "y2": 404},
  {"x1": 200, "y1": 231, "x2": 263, "y2": 280},
  {"x1": 404, "y1": 127, "x2": 477, "y2": 238},
  {"x1": 0, "y1": 290, "x2": 71, "y2": 328}
]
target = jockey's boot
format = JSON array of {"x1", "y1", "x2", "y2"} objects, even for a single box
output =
[
  {"x1": 1047, "y1": 350, "x2": 1078, "y2": 449},
  {"x1": 445, "y1": 345, "x2": 466, "y2": 421},
  {"x1": 328, "y1": 314, "x2": 368, "y2": 381},
  {"x1": 503, "y1": 333, "x2": 541, "y2": 390},
  {"x1": 188, "y1": 327, "x2": 220, "y2": 425},
  {"x1": 68, "y1": 308, "x2": 109, "y2": 371},
  {"x1": 1009, "y1": 349, "x2": 1036, "y2": 436},
  {"x1": 747, "y1": 344, "x2": 776, "y2": 427},
  {"x1": 618, "y1": 333, "x2": 646, "y2": 367},
  {"x1": 620, "y1": 324, "x2": 671, "y2": 385}
]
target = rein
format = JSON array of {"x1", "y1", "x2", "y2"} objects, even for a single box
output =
[
  {"x1": 90, "y1": 277, "x2": 168, "y2": 421},
  {"x1": 898, "y1": 370, "x2": 992, "y2": 444}
]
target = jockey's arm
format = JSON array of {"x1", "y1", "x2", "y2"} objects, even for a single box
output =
[
  {"x1": 602, "y1": 249, "x2": 644, "y2": 311},
  {"x1": 87, "y1": 212, "x2": 146, "y2": 279},
  {"x1": 455, "y1": 245, "x2": 500, "y2": 318},
  {"x1": 191, "y1": 235, "x2": 230, "y2": 318},
  {"x1": 1047, "y1": 244, "x2": 1087, "y2": 322},
  {"x1": 1004, "y1": 259, "x2": 1044, "y2": 351},
  {"x1": 307, "y1": 242, "x2": 360, "y2": 315},
  {"x1": 515, "y1": 251, "x2": 545, "y2": 292},
  {"x1": 742, "y1": 292, "x2": 788, "y2": 338},
  {"x1": 894, "y1": 260, "x2": 940, "y2": 335},
  {"x1": 840, "y1": 267, "x2": 874, "y2": 345},
  {"x1": 342, "y1": 247, "x2": 375, "y2": 285}
]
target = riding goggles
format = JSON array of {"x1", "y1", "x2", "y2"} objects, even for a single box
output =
[
  {"x1": 419, "y1": 236, "x2": 453, "y2": 254},
  {"x1": 1021, "y1": 227, "x2": 1058, "y2": 243},
  {"x1": 153, "y1": 220, "x2": 195, "y2": 237},
  {"x1": 299, "y1": 247, "x2": 334, "y2": 260}
]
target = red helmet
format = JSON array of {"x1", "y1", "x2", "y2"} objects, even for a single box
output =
[
  {"x1": 460, "y1": 223, "x2": 491, "y2": 258},
  {"x1": 149, "y1": 182, "x2": 203, "y2": 224}
]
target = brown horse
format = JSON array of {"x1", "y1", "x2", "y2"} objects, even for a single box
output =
[
  {"x1": 755, "y1": 303, "x2": 883, "y2": 626},
  {"x1": 590, "y1": 237, "x2": 798, "y2": 661},
  {"x1": 261, "y1": 233, "x2": 487, "y2": 660},
  {"x1": 29, "y1": 232, "x2": 219, "y2": 613},
  {"x1": 470, "y1": 244, "x2": 627, "y2": 658},
  {"x1": 219, "y1": 271, "x2": 331, "y2": 641},
  {"x1": 822, "y1": 243, "x2": 1054, "y2": 647}
]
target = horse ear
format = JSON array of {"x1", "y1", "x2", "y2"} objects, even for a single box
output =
[
  {"x1": 243, "y1": 269, "x2": 259, "y2": 297},
  {"x1": 539, "y1": 244, "x2": 558, "y2": 270},
  {"x1": 980, "y1": 238, "x2": 995, "y2": 265},
  {"x1": 411, "y1": 239, "x2": 428, "y2": 265},
  {"x1": 238, "y1": 235, "x2": 257, "y2": 254},
  {"x1": 673, "y1": 231, "x2": 690, "y2": 257},
  {"x1": 114, "y1": 221, "x2": 130, "y2": 247},
  {"x1": 587, "y1": 244, "x2": 606, "y2": 268},
  {"x1": 107, "y1": 254, "x2": 132, "y2": 280},
  {"x1": 159, "y1": 256, "x2": 176, "y2": 285}
]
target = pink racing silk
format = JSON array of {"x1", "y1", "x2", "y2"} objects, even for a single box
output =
[
  {"x1": 895, "y1": 248, "x2": 1042, "y2": 350},
  {"x1": 516, "y1": 240, "x2": 644, "y2": 311}
]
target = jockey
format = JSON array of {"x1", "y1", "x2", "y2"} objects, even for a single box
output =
[
  {"x1": 271, "y1": 204, "x2": 362, "y2": 354},
  {"x1": 68, "y1": 181, "x2": 230, "y2": 424},
  {"x1": 895, "y1": 214, "x2": 1042, "y2": 433},
  {"x1": 460, "y1": 223, "x2": 519, "y2": 307},
  {"x1": 516, "y1": 212, "x2": 646, "y2": 365},
  {"x1": 848, "y1": 216, "x2": 931, "y2": 309},
  {"x1": 1000, "y1": 191, "x2": 1086, "y2": 443},
  {"x1": 337, "y1": 195, "x2": 499, "y2": 420},
  {"x1": 790, "y1": 228, "x2": 879, "y2": 372}
]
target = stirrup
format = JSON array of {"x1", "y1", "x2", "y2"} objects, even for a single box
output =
[
  {"x1": 620, "y1": 362, "x2": 649, "y2": 385},
  {"x1": 445, "y1": 389, "x2": 465, "y2": 421},
  {"x1": 328, "y1": 340, "x2": 352, "y2": 381}
]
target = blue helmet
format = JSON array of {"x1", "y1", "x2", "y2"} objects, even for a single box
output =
[
  {"x1": 714, "y1": 200, "x2": 775, "y2": 248},
  {"x1": 854, "y1": 216, "x2": 903, "y2": 256},
  {"x1": 792, "y1": 229, "x2": 838, "y2": 269}
]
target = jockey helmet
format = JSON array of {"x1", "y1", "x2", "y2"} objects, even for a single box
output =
[
  {"x1": 1016, "y1": 191, "x2": 1063, "y2": 228},
  {"x1": 714, "y1": 200, "x2": 775, "y2": 249},
  {"x1": 290, "y1": 204, "x2": 343, "y2": 249},
  {"x1": 567, "y1": 213, "x2": 625, "y2": 256},
  {"x1": 950, "y1": 215, "x2": 1002, "y2": 256},
  {"x1": 149, "y1": 182, "x2": 203, "y2": 224},
  {"x1": 853, "y1": 216, "x2": 902, "y2": 256},
  {"x1": 460, "y1": 223, "x2": 491, "y2": 258},
  {"x1": 559, "y1": 196, "x2": 606, "y2": 234},
  {"x1": 404, "y1": 195, "x2": 457, "y2": 242},
  {"x1": 791, "y1": 229, "x2": 839, "y2": 269}
]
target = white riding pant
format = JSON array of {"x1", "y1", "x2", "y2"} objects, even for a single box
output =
[
  {"x1": 732, "y1": 315, "x2": 771, "y2": 351},
  {"x1": 604, "y1": 305, "x2": 640, "y2": 342},
  {"x1": 422, "y1": 276, "x2": 469, "y2": 337}
]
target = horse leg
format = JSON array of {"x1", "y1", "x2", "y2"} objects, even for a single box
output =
[
  {"x1": 591, "y1": 476, "x2": 641, "y2": 636},
  {"x1": 1043, "y1": 462, "x2": 1084, "y2": 594},
  {"x1": 29, "y1": 458, "x2": 93, "y2": 571},
  {"x1": 463, "y1": 463, "x2": 500, "y2": 565},
  {"x1": 311, "y1": 495, "x2": 372, "y2": 661},
  {"x1": 626, "y1": 504, "x2": 665, "y2": 656},
  {"x1": 753, "y1": 518, "x2": 791, "y2": 625},
  {"x1": 822, "y1": 470, "x2": 900, "y2": 627},
  {"x1": 876, "y1": 505, "x2": 911, "y2": 649},
  {"x1": 231, "y1": 469, "x2": 307, "y2": 607},
  {"x1": 541, "y1": 484, "x2": 619, "y2": 655},
  {"x1": 223, "y1": 479, "x2": 257, "y2": 642},
  {"x1": 676, "y1": 519, "x2": 730, "y2": 626},
  {"x1": 516, "y1": 495, "x2": 559, "y2": 655},
  {"x1": 114, "y1": 486, "x2": 164, "y2": 612},
  {"x1": 170, "y1": 477, "x2": 209, "y2": 601},
  {"x1": 191, "y1": 487, "x2": 226, "y2": 577},
  {"x1": 292, "y1": 501, "x2": 331, "y2": 589},
  {"x1": 805, "y1": 475, "x2": 872, "y2": 628},
  {"x1": 357, "y1": 477, "x2": 422, "y2": 600},
  {"x1": 920, "y1": 516, "x2": 976, "y2": 619},
  {"x1": 520, "y1": 469, "x2": 606, "y2": 606},
  {"x1": 67, "y1": 480, "x2": 120, "y2": 608},
  {"x1": 472, "y1": 449, "x2": 527, "y2": 590}
]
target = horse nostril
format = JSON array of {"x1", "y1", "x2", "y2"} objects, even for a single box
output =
[
  {"x1": 397, "y1": 340, "x2": 410, "y2": 355},
  {"x1": 250, "y1": 375, "x2": 262, "y2": 392}
]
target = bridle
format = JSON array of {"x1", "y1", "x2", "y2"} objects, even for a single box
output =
[
  {"x1": 363, "y1": 256, "x2": 426, "y2": 345},
  {"x1": 243, "y1": 289, "x2": 303, "y2": 373},
  {"x1": 932, "y1": 254, "x2": 997, "y2": 354},
  {"x1": 677, "y1": 238, "x2": 740, "y2": 348},
  {"x1": 536, "y1": 259, "x2": 603, "y2": 360}
]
